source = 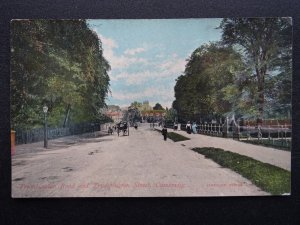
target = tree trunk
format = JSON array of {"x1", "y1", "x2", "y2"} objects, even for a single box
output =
[
  {"x1": 63, "y1": 104, "x2": 71, "y2": 128},
  {"x1": 257, "y1": 67, "x2": 266, "y2": 125}
]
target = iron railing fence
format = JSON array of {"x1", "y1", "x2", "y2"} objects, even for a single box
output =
[
  {"x1": 15, "y1": 122, "x2": 101, "y2": 145},
  {"x1": 164, "y1": 121, "x2": 291, "y2": 148}
]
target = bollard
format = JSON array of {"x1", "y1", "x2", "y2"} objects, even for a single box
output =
[{"x1": 11, "y1": 130, "x2": 16, "y2": 156}]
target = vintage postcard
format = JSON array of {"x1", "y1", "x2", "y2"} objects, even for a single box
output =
[{"x1": 11, "y1": 18, "x2": 292, "y2": 197}]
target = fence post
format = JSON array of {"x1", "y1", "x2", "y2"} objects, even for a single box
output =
[
  {"x1": 214, "y1": 123, "x2": 216, "y2": 136},
  {"x1": 247, "y1": 125, "x2": 250, "y2": 140},
  {"x1": 257, "y1": 125, "x2": 262, "y2": 142},
  {"x1": 222, "y1": 117, "x2": 229, "y2": 138},
  {"x1": 284, "y1": 123, "x2": 288, "y2": 146},
  {"x1": 281, "y1": 125, "x2": 284, "y2": 145},
  {"x1": 277, "y1": 121, "x2": 280, "y2": 141}
]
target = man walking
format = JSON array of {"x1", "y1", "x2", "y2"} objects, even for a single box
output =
[{"x1": 162, "y1": 125, "x2": 168, "y2": 141}]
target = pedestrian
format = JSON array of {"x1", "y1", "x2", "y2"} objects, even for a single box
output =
[
  {"x1": 186, "y1": 121, "x2": 192, "y2": 134},
  {"x1": 192, "y1": 122, "x2": 197, "y2": 134},
  {"x1": 108, "y1": 126, "x2": 113, "y2": 135},
  {"x1": 174, "y1": 122, "x2": 178, "y2": 131},
  {"x1": 162, "y1": 125, "x2": 168, "y2": 141}
]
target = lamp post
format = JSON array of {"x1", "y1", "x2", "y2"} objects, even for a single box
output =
[{"x1": 43, "y1": 105, "x2": 48, "y2": 148}]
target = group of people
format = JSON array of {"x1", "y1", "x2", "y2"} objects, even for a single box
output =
[
  {"x1": 108, "y1": 121, "x2": 129, "y2": 135},
  {"x1": 185, "y1": 121, "x2": 197, "y2": 134},
  {"x1": 161, "y1": 121, "x2": 198, "y2": 141}
]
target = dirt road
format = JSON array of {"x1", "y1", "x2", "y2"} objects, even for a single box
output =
[{"x1": 12, "y1": 123, "x2": 267, "y2": 197}]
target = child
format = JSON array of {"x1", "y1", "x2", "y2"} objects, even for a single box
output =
[{"x1": 162, "y1": 125, "x2": 168, "y2": 141}]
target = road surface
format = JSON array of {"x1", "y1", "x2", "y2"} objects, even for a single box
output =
[{"x1": 12, "y1": 123, "x2": 267, "y2": 197}]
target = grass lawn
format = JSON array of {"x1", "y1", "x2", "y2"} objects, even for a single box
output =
[
  {"x1": 192, "y1": 147, "x2": 291, "y2": 195},
  {"x1": 155, "y1": 129, "x2": 190, "y2": 142},
  {"x1": 167, "y1": 132, "x2": 190, "y2": 142}
]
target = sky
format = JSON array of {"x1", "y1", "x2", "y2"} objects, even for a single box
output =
[{"x1": 87, "y1": 19, "x2": 222, "y2": 109}]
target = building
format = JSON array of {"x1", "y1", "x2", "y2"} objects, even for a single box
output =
[{"x1": 105, "y1": 111, "x2": 123, "y2": 123}]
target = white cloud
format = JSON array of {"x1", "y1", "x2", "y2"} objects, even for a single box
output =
[
  {"x1": 155, "y1": 53, "x2": 164, "y2": 58},
  {"x1": 159, "y1": 54, "x2": 186, "y2": 74},
  {"x1": 110, "y1": 55, "x2": 186, "y2": 85},
  {"x1": 99, "y1": 34, "x2": 118, "y2": 49},
  {"x1": 96, "y1": 34, "x2": 149, "y2": 70},
  {"x1": 112, "y1": 86, "x2": 174, "y2": 104},
  {"x1": 124, "y1": 47, "x2": 146, "y2": 56}
]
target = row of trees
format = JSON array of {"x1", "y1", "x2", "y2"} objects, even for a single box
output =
[
  {"x1": 130, "y1": 101, "x2": 165, "y2": 111},
  {"x1": 173, "y1": 18, "x2": 292, "y2": 123},
  {"x1": 11, "y1": 20, "x2": 111, "y2": 129}
]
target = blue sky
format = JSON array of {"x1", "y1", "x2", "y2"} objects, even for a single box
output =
[{"x1": 88, "y1": 19, "x2": 222, "y2": 109}]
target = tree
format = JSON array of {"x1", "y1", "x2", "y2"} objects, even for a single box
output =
[
  {"x1": 153, "y1": 103, "x2": 164, "y2": 110},
  {"x1": 173, "y1": 43, "x2": 245, "y2": 122},
  {"x1": 165, "y1": 108, "x2": 178, "y2": 122},
  {"x1": 11, "y1": 20, "x2": 111, "y2": 129},
  {"x1": 219, "y1": 18, "x2": 292, "y2": 122},
  {"x1": 130, "y1": 101, "x2": 142, "y2": 109}
]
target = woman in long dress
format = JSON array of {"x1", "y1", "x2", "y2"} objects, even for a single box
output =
[
  {"x1": 186, "y1": 121, "x2": 192, "y2": 134},
  {"x1": 192, "y1": 122, "x2": 197, "y2": 134}
]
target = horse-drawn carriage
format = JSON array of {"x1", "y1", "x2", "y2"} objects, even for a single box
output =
[{"x1": 116, "y1": 121, "x2": 129, "y2": 136}]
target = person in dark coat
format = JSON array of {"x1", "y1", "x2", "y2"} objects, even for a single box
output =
[
  {"x1": 186, "y1": 121, "x2": 192, "y2": 134},
  {"x1": 162, "y1": 125, "x2": 168, "y2": 141}
]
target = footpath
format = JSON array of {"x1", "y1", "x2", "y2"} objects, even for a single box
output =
[
  {"x1": 155, "y1": 127, "x2": 291, "y2": 171},
  {"x1": 14, "y1": 130, "x2": 109, "y2": 156}
]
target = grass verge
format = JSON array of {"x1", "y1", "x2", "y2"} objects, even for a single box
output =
[
  {"x1": 155, "y1": 129, "x2": 190, "y2": 142},
  {"x1": 167, "y1": 132, "x2": 190, "y2": 142},
  {"x1": 192, "y1": 147, "x2": 291, "y2": 195}
]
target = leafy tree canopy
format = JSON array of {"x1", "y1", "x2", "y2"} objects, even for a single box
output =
[
  {"x1": 11, "y1": 20, "x2": 110, "y2": 129},
  {"x1": 153, "y1": 103, "x2": 164, "y2": 110}
]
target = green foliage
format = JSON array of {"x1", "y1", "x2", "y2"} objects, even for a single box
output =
[
  {"x1": 173, "y1": 43, "x2": 244, "y2": 121},
  {"x1": 130, "y1": 101, "x2": 142, "y2": 108},
  {"x1": 173, "y1": 18, "x2": 292, "y2": 122},
  {"x1": 153, "y1": 103, "x2": 164, "y2": 110},
  {"x1": 11, "y1": 20, "x2": 110, "y2": 129},
  {"x1": 220, "y1": 18, "x2": 292, "y2": 120},
  {"x1": 165, "y1": 108, "x2": 178, "y2": 122},
  {"x1": 192, "y1": 147, "x2": 291, "y2": 195}
]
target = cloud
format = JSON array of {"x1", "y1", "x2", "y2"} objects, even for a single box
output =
[
  {"x1": 124, "y1": 47, "x2": 146, "y2": 56},
  {"x1": 112, "y1": 86, "x2": 174, "y2": 105},
  {"x1": 93, "y1": 31, "x2": 186, "y2": 108},
  {"x1": 110, "y1": 55, "x2": 186, "y2": 85},
  {"x1": 97, "y1": 34, "x2": 148, "y2": 70},
  {"x1": 111, "y1": 86, "x2": 175, "y2": 109},
  {"x1": 159, "y1": 54, "x2": 186, "y2": 74},
  {"x1": 99, "y1": 34, "x2": 118, "y2": 49}
]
